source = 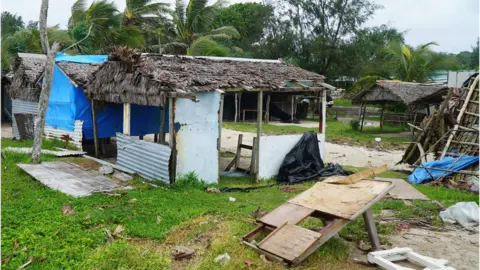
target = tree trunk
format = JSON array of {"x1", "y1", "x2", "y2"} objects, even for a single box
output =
[
  {"x1": 31, "y1": 43, "x2": 60, "y2": 163},
  {"x1": 39, "y1": 0, "x2": 49, "y2": 54},
  {"x1": 32, "y1": 0, "x2": 59, "y2": 163}
]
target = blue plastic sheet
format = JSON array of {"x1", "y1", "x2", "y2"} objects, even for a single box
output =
[
  {"x1": 45, "y1": 54, "x2": 163, "y2": 140},
  {"x1": 408, "y1": 156, "x2": 479, "y2": 184}
]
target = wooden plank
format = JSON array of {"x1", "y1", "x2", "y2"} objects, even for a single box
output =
[
  {"x1": 159, "y1": 105, "x2": 165, "y2": 144},
  {"x1": 288, "y1": 180, "x2": 392, "y2": 220},
  {"x1": 259, "y1": 224, "x2": 321, "y2": 262},
  {"x1": 250, "y1": 137, "x2": 256, "y2": 175},
  {"x1": 324, "y1": 165, "x2": 388, "y2": 185},
  {"x1": 17, "y1": 161, "x2": 130, "y2": 197},
  {"x1": 240, "y1": 144, "x2": 253, "y2": 150},
  {"x1": 260, "y1": 202, "x2": 315, "y2": 227}
]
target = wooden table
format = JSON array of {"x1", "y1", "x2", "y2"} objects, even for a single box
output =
[{"x1": 242, "y1": 179, "x2": 394, "y2": 266}]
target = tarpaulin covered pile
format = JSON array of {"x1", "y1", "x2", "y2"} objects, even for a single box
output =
[
  {"x1": 408, "y1": 155, "x2": 479, "y2": 184},
  {"x1": 277, "y1": 132, "x2": 350, "y2": 184}
]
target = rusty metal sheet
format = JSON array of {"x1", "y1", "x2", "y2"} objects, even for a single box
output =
[{"x1": 43, "y1": 121, "x2": 83, "y2": 150}]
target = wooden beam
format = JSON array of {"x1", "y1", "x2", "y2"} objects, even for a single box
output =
[
  {"x1": 123, "y1": 103, "x2": 131, "y2": 135},
  {"x1": 291, "y1": 95, "x2": 295, "y2": 121},
  {"x1": 360, "y1": 103, "x2": 367, "y2": 131},
  {"x1": 238, "y1": 93, "x2": 242, "y2": 122},
  {"x1": 90, "y1": 99, "x2": 99, "y2": 158},
  {"x1": 256, "y1": 91, "x2": 263, "y2": 181},
  {"x1": 363, "y1": 209, "x2": 381, "y2": 250}
]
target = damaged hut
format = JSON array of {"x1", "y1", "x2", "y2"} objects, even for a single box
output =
[
  {"x1": 8, "y1": 53, "x2": 45, "y2": 139},
  {"x1": 352, "y1": 80, "x2": 449, "y2": 131},
  {"x1": 85, "y1": 50, "x2": 332, "y2": 184},
  {"x1": 8, "y1": 53, "x2": 160, "y2": 149}
]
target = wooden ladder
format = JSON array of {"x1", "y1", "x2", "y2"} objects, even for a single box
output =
[
  {"x1": 224, "y1": 134, "x2": 257, "y2": 175},
  {"x1": 441, "y1": 75, "x2": 479, "y2": 158}
]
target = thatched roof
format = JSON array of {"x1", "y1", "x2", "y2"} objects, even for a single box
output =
[
  {"x1": 352, "y1": 80, "x2": 450, "y2": 106},
  {"x1": 86, "y1": 52, "x2": 327, "y2": 106},
  {"x1": 8, "y1": 53, "x2": 46, "y2": 102},
  {"x1": 57, "y1": 62, "x2": 102, "y2": 88}
]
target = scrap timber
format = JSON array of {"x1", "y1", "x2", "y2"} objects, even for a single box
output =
[{"x1": 242, "y1": 166, "x2": 394, "y2": 266}]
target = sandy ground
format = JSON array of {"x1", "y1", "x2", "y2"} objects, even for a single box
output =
[
  {"x1": 2, "y1": 123, "x2": 13, "y2": 138},
  {"x1": 221, "y1": 128, "x2": 415, "y2": 170},
  {"x1": 388, "y1": 227, "x2": 479, "y2": 270}
]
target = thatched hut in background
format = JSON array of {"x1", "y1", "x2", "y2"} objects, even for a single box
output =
[
  {"x1": 85, "y1": 49, "x2": 334, "y2": 184},
  {"x1": 352, "y1": 80, "x2": 449, "y2": 131}
]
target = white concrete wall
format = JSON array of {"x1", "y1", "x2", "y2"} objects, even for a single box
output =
[
  {"x1": 174, "y1": 91, "x2": 221, "y2": 184},
  {"x1": 448, "y1": 71, "x2": 477, "y2": 88},
  {"x1": 258, "y1": 133, "x2": 325, "y2": 179}
]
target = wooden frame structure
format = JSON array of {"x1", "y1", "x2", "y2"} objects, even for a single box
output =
[{"x1": 243, "y1": 178, "x2": 394, "y2": 266}]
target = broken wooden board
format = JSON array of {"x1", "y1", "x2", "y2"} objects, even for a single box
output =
[
  {"x1": 323, "y1": 165, "x2": 388, "y2": 184},
  {"x1": 17, "y1": 162, "x2": 131, "y2": 197},
  {"x1": 288, "y1": 180, "x2": 393, "y2": 219},
  {"x1": 258, "y1": 224, "x2": 321, "y2": 263},
  {"x1": 375, "y1": 177, "x2": 430, "y2": 201},
  {"x1": 260, "y1": 202, "x2": 314, "y2": 227}
]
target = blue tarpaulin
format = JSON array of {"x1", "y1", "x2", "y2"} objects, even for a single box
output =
[
  {"x1": 408, "y1": 156, "x2": 479, "y2": 184},
  {"x1": 45, "y1": 54, "x2": 162, "y2": 140}
]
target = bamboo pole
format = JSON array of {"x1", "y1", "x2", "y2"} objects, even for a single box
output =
[
  {"x1": 441, "y1": 75, "x2": 479, "y2": 159},
  {"x1": 90, "y1": 99, "x2": 99, "y2": 158}
]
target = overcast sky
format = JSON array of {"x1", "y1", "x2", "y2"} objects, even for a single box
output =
[{"x1": 1, "y1": 0, "x2": 478, "y2": 53}]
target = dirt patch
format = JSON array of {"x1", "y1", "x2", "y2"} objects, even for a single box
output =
[
  {"x1": 387, "y1": 227, "x2": 479, "y2": 270},
  {"x1": 130, "y1": 215, "x2": 225, "y2": 269}
]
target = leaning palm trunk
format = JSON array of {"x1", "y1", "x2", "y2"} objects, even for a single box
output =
[{"x1": 31, "y1": 0, "x2": 60, "y2": 163}]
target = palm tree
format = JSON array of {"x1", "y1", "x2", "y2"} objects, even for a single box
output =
[
  {"x1": 68, "y1": 0, "x2": 145, "y2": 54},
  {"x1": 123, "y1": 0, "x2": 170, "y2": 26},
  {"x1": 171, "y1": 0, "x2": 242, "y2": 56},
  {"x1": 386, "y1": 41, "x2": 458, "y2": 83}
]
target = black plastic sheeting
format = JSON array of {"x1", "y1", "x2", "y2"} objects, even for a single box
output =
[{"x1": 277, "y1": 132, "x2": 350, "y2": 184}]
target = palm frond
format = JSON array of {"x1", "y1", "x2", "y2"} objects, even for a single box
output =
[
  {"x1": 211, "y1": 26, "x2": 240, "y2": 39},
  {"x1": 70, "y1": 0, "x2": 87, "y2": 26},
  {"x1": 188, "y1": 36, "x2": 230, "y2": 56}
]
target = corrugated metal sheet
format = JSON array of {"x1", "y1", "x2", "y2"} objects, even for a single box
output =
[
  {"x1": 116, "y1": 133, "x2": 171, "y2": 183},
  {"x1": 43, "y1": 121, "x2": 83, "y2": 150},
  {"x1": 175, "y1": 92, "x2": 220, "y2": 184},
  {"x1": 12, "y1": 99, "x2": 38, "y2": 139}
]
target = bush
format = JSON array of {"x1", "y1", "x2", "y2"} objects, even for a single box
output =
[{"x1": 350, "y1": 119, "x2": 360, "y2": 131}]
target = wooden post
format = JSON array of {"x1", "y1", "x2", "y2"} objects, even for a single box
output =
[
  {"x1": 250, "y1": 137, "x2": 257, "y2": 175},
  {"x1": 291, "y1": 95, "x2": 295, "y2": 121},
  {"x1": 379, "y1": 105, "x2": 384, "y2": 131},
  {"x1": 123, "y1": 103, "x2": 131, "y2": 135},
  {"x1": 234, "y1": 134, "x2": 243, "y2": 171},
  {"x1": 234, "y1": 93, "x2": 238, "y2": 122},
  {"x1": 255, "y1": 91, "x2": 263, "y2": 181},
  {"x1": 218, "y1": 93, "x2": 224, "y2": 151},
  {"x1": 159, "y1": 105, "x2": 166, "y2": 144},
  {"x1": 168, "y1": 97, "x2": 176, "y2": 184},
  {"x1": 238, "y1": 93, "x2": 242, "y2": 122},
  {"x1": 363, "y1": 209, "x2": 381, "y2": 250},
  {"x1": 265, "y1": 94, "x2": 271, "y2": 123},
  {"x1": 90, "y1": 99, "x2": 99, "y2": 158},
  {"x1": 319, "y1": 91, "x2": 326, "y2": 133},
  {"x1": 360, "y1": 103, "x2": 367, "y2": 131}
]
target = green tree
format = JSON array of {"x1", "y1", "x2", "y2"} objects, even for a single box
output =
[
  {"x1": 212, "y1": 3, "x2": 273, "y2": 50},
  {"x1": 471, "y1": 39, "x2": 479, "y2": 69},
  {"x1": 1, "y1": 12, "x2": 24, "y2": 38}
]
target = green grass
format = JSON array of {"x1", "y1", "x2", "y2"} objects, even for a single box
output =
[
  {"x1": 224, "y1": 118, "x2": 409, "y2": 149},
  {"x1": 2, "y1": 139, "x2": 477, "y2": 269},
  {"x1": 332, "y1": 98, "x2": 353, "y2": 106}
]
